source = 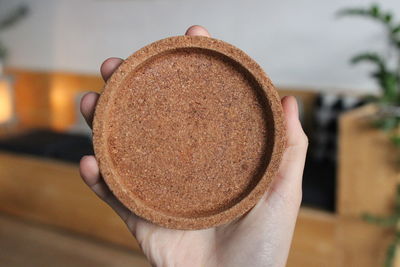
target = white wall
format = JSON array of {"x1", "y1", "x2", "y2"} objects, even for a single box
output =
[{"x1": 1, "y1": 0, "x2": 400, "y2": 93}]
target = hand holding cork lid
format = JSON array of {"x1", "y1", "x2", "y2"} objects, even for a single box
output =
[{"x1": 80, "y1": 25, "x2": 307, "y2": 266}]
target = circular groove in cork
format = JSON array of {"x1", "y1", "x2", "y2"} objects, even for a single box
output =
[{"x1": 93, "y1": 36, "x2": 286, "y2": 229}]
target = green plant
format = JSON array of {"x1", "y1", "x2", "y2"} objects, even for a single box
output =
[
  {"x1": 0, "y1": 4, "x2": 29, "y2": 61},
  {"x1": 362, "y1": 184, "x2": 400, "y2": 267},
  {"x1": 339, "y1": 4, "x2": 400, "y2": 266},
  {"x1": 338, "y1": 4, "x2": 400, "y2": 106},
  {"x1": 339, "y1": 4, "x2": 400, "y2": 152}
]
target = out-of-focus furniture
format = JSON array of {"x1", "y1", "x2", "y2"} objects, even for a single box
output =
[
  {"x1": 337, "y1": 105, "x2": 398, "y2": 266},
  {"x1": 1, "y1": 68, "x2": 386, "y2": 266}
]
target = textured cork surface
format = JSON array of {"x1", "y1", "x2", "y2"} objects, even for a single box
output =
[{"x1": 93, "y1": 35, "x2": 286, "y2": 230}]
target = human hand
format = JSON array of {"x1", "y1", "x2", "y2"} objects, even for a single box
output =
[{"x1": 80, "y1": 25, "x2": 308, "y2": 267}]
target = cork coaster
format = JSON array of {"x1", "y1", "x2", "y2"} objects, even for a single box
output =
[{"x1": 93, "y1": 35, "x2": 286, "y2": 230}]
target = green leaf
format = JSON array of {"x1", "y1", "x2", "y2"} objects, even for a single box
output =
[
  {"x1": 363, "y1": 94, "x2": 380, "y2": 103},
  {"x1": 384, "y1": 13, "x2": 392, "y2": 23},
  {"x1": 0, "y1": 5, "x2": 29, "y2": 32},
  {"x1": 394, "y1": 185, "x2": 400, "y2": 215},
  {"x1": 395, "y1": 184, "x2": 400, "y2": 214},
  {"x1": 392, "y1": 136, "x2": 400, "y2": 147},
  {"x1": 351, "y1": 52, "x2": 385, "y2": 66},
  {"x1": 362, "y1": 213, "x2": 398, "y2": 226},
  {"x1": 389, "y1": 37, "x2": 400, "y2": 49},
  {"x1": 337, "y1": 4, "x2": 393, "y2": 29},
  {"x1": 351, "y1": 53, "x2": 399, "y2": 101},
  {"x1": 385, "y1": 242, "x2": 396, "y2": 267},
  {"x1": 0, "y1": 41, "x2": 6, "y2": 61},
  {"x1": 381, "y1": 73, "x2": 399, "y2": 103},
  {"x1": 392, "y1": 25, "x2": 400, "y2": 34},
  {"x1": 337, "y1": 8, "x2": 368, "y2": 17},
  {"x1": 370, "y1": 4, "x2": 379, "y2": 17},
  {"x1": 374, "y1": 118, "x2": 398, "y2": 131}
]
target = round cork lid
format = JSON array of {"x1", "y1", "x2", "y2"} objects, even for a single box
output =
[{"x1": 93, "y1": 35, "x2": 286, "y2": 230}]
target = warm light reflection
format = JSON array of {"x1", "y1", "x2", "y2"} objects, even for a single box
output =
[
  {"x1": 0, "y1": 78, "x2": 13, "y2": 124},
  {"x1": 50, "y1": 77, "x2": 74, "y2": 131},
  {"x1": 49, "y1": 75, "x2": 88, "y2": 131}
]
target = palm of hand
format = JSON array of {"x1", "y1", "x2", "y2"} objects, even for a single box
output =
[
  {"x1": 132, "y1": 177, "x2": 302, "y2": 267},
  {"x1": 80, "y1": 26, "x2": 307, "y2": 267}
]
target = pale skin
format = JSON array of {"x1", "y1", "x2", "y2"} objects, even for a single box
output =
[{"x1": 79, "y1": 25, "x2": 308, "y2": 267}]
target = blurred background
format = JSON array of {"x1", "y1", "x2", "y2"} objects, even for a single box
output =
[{"x1": 0, "y1": 0, "x2": 399, "y2": 266}]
